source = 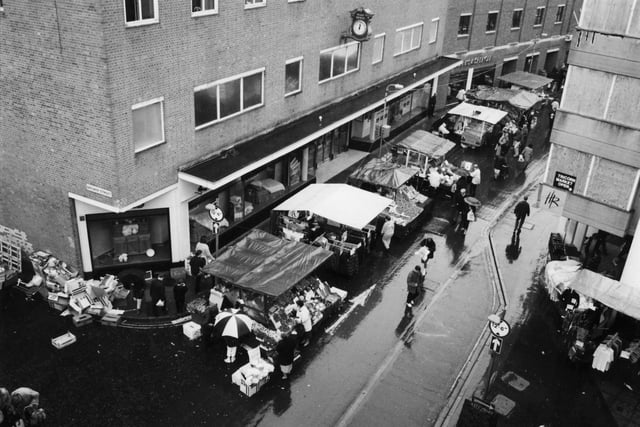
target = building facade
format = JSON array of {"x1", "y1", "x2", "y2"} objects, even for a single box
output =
[
  {"x1": 542, "y1": 0, "x2": 640, "y2": 285},
  {"x1": 0, "y1": 0, "x2": 459, "y2": 276},
  {"x1": 440, "y1": 0, "x2": 579, "y2": 103}
]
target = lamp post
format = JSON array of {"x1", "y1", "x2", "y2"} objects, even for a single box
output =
[{"x1": 378, "y1": 83, "x2": 405, "y2": 158}]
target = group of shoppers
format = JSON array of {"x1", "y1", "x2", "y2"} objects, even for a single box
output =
[{"x1": 0, "y1": 387, "x2": 45, "y2": 426}]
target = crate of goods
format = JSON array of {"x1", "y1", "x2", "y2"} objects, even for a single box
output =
[
  {"x1": 72, "y1": 313, "x2": 93, "y2": 327},
  {"x1": 182, "y1": 321, "x2": 202, "y2": 340},
  {"x1": 100, "y1": 312, "x2": 121, "y2": 326},
  {"x1": 47, "y1": 293, "x2": 70, "y2": 311},
  {"x1": 51, "y1": 332, "x2": 77, "y2": 349}
]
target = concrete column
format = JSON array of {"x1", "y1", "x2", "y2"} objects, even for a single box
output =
[
  {"x1": 565, "y1": 219, "x2": 577, "y2": 244},
  {"x1": 572, "y1": 222, "x2": 589, "y2": 249},
  {"x1": 465, "y1": 68, "x2": 474, "y2": 90},
  {"x1": 620, "y1": 222, "x2": 640, "y2": 286},
  {"x1": 301, "y1": 148, "x2": 309, "y2": 182}
]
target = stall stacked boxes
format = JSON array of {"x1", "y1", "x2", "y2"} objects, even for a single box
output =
[
  {"x1": 0, "y1": 225, "x2": 33, "y2": 289},
  {"x1": 182, "y1": 321, "x2": 202, "y2": 340},
  {"x1": 231, "y1": 347, "x2": 275, "y2": 396}
]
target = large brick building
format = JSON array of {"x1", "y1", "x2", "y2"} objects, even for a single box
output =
[
  {"x1": 439, "y1": 0, "x2": 579, "y2": 103},
  {"x1": 0, "y1": 0, "x2": 460, "y2": 276},
  {"x1": 542, "y1": 0, "x2": 640, "y2": 286}
]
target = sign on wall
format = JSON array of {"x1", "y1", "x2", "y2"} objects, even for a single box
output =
[
  {"x1": 553, "y1": 172, "x2": 576, "y2": 193},
  {"x1": 540, "y1": 184, "x2": 568, "y2": 215}
]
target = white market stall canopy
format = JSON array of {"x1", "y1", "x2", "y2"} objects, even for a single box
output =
[
  {"x1": 273, "y1": 184, "x2": 393, "y2": 230},
  {"x1": 397, "y1": 130, "x2": 456, "y2": 160},
  {"x1": 446, "y1": 102, "x2": 508, "y2": 125}
]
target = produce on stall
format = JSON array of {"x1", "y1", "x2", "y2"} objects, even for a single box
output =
[
  {"x1": 271, "y1": 184, "x2": 392, "y2": 277},
  {"x1": 465, "y1": 85, "x2": 544, "y2": 122},
  {"x1": 348, "y1": 158, "x2": 432, "y2": 237},
  {"x1": 201, "y1": 230, "x2": 346, "y2": 353}
]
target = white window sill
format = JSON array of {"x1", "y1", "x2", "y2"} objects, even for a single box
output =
[
  {"x1": 457, "y1": 34, "x2": 470, "y2": 38},
  {"x1": 244, "y1": 3, "x2": 266, "y2": 10},
  {"x1": 510, "y1": 27, "x2": 521, "y2": 31},
  {"x1": 318, "y1": 68, "x2": 359, "y2": 85},
  {"x1": 393, "y1": 46, "x2": 420, "y2": 57},
  {"x1": 134, "y1": 140, "x2": 165, "y2": 154},
  {"x1": 554, "y1": 21, "x2": 563, "y2": 25},
  {"x1": 372, "y1": 59, "x2": 383, "y2": 65},
  {"x1": 533, "y1": 24, "x2": 543, "y2": 28},
  {"x1": 284, "y1": 89, "x2": 302, "y2": 98},
  {"x1": 125, "y1": 18, "x2": 159, "y2": 28},
  {"x1": 195, "y1": 103, "x2": 264, "y2": 131},
  {"x1": 192, "y1": 10, "x2": 218, "y2": 18},
  {"x1": 485, "y1": 30, "x2": 496, "y2": 34}
]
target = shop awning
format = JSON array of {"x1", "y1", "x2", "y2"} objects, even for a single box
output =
[
  {"x1": 273, "y1": 184, "x2": 393, "y2": 230},
  {"x1": 202, "y1": 229, "x2": 333, "y2": 298},
  {"x1": 397, "y1": 130, "x2": 456, "y2": 160},
  {"x1": 349, "y1": 158, "x2": 417, "y2": 189},
  {"x1": 569, "y1": 269, "x2": 640, "y2": 321},
  {"x1": 497, "y1": 71, "x2": 553, "y2": 91},
  {"x1": 178, "y1": 56, "x2": 461, "y2": 190},
  {"x1": 446, "y1": 102, "x2": 508, "y2": 125}
]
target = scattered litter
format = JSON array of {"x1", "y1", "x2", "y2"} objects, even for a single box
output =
[{"x1": 51, "y1": 332, "x2": 77, "y2": 349}]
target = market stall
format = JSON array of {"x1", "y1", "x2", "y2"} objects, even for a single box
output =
[
  {"x1": 441, "y1": 102, "x2": 509, "y2": 148},
  {"x1": 201, "y1": 230, "x2": 346, "y2": 354},
  {"x1": 497, "y1": 71, "x2": 553, "y2": 93},
  {"x1": 391, "y1": 130, "x2": 456, "y2": 194},
  {"x1": 465, "y1": 86, "x2": 544, "y2": 121},
  {"x1": 347, "y1": 158, "x2": 432, "y2": 237},
  {"x1": 271, "y1": 184, "x2": 392, "y2": 277}
]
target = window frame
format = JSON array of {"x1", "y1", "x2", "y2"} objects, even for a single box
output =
[
  {"x1": 555, "y1": 4, "x2": 565, "y2": 24},
  {"x1": 123, "y1": 0, "x2": 159, "y2": 27},
  {"x1": 372, "y1": 33, "x2": 385, "y2": 64},
  {"x1": 511, "y1": 8, "x2": 523, "y2": 30},
  {"x1": 191, "y1": 0, "x2": 218, "y2": 17},
  {"x1": 284, "y1": 56, "x2": 303, "y2": 97},
  {"x1": 486, "y1": 11, "x2": 499, "y2": 33},
  {"x1": 244, "y1": 0, "x2": 266, "y2": 10},
  {"x1": 0, "y1": 0, "x2": 4, "y2": 12},
  {"x1": 458, "y1": 13, "x2": 472, "y2": 37},
  {"x1": 194, "y1": 67, "x2": 265, "y2": 130},
  {"x1": 132, "y1": 97, "x2": 165, "y2": 154},
  {"x1": 318, "y1": 41, "x2": 361, "y2": 83},
  {"x1": 429, "y1": 18, "x2": 439, "y2": 44},
  {"x1": 394, "y1": 22, "x2": 423, "y2": 56},
  {"x1": 534, "y1": 6, "x2": 545, "y2": 27}
]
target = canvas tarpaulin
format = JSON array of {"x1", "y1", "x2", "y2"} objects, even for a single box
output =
[
  {"x1": 497, "y1": 71, "x2": 553, "y2": 91},
  {"x1": 396, "y1": 130, "x2": 456, "y2": 161},
  {"x1": 466, "y1": 87, "x2": 542, "y2": 110},
  {"x1": 202, "y1": 229, "x2": 333, "y2": 298},
  {"x1": 273, "y1": 184, "x2": 392, "y2": 230},
  {"x1": 349, "y1": 158, "x2": 417, "y2": 189}
]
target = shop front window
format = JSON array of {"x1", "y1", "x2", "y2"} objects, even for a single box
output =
[
  {"x1": 87, "y1": 209, "x2": 171, "y2": 270},
  {"x1": 447, "y1": 70, "x2": 468, "y2": 104},
  {"x1": 472, "y1": 66, "x2": 496, "y2": 88}
]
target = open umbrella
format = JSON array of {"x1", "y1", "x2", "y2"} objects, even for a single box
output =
[
  {"x1": 214, "y1": 311, "x2": 254, "y2": 339},
  {"x1": 464, "y1": 196, "x2": 482, "y2": 208}
]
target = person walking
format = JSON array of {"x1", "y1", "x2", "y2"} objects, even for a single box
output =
[
  {"x1": 195, "y1": 236, "x2": 215, "y2": 263},
  {"x1": 469, "y1": 164, "x2": 481, "y2": 196},
  {"x1": 415, "y1": 237, "x2": 436, "y2": 274},
  {"x1": 189, "y1": 250, "x2": 207, "y2": 294},
  {"x1": 513, "y1": 196, "x2": 531, "y2": 235},
  {"x1": 276, "y1": 330, "x2": 298, "y2": 379},
  {"x1": 453, "y1": 188, "x2": 468, "y2": 231},
  {"x1": 380, "y1": 216, "x2": 395, "y2": 255},
  {"x1": 405, "y1": 266, "x2": 423, "y2": 317},
  {"x1": 173, "y1": 281, "x2": 188, "y2": 313},
  {"x1": 461, "y1": 205, "x2": 475, "y2": 235},
  {"x1": 131, "y1": 275, "x2": 146, "y2": 314},
  {"x1": 150, "y1": 273, "x2": 166, "y2": 316},
  {"x1": 295, "y1": 299, "x2": 313, "y2": 347}
]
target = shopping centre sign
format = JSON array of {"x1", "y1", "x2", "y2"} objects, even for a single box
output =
[{"x1": 461, "y1": 54, "x2": 493, "y2": 67}]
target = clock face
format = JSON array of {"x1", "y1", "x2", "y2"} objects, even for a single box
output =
[{"x1": 352, "y1": 19, "x2": 368, "y2": 37}]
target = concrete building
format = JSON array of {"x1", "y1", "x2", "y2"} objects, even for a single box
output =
[
  {"x1": 0, "y1": 0, "x2": 459, "y2": 276},
  {"x1": 440, "y1": 0, "x2": 579, "y2": 104},
  {"x1": 542, "y1": 0, "x2": 640, "y2": 285}
]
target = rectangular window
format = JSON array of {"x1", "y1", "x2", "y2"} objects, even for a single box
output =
[
  {"x1": 194, "y1": 68, "x2": 264, "y2": 129},
  {"x1": 512, "y1": 9, "x2": 522, "y2": 29},
  {"x1": 0, "y1": 0, "x2": 4, "y2": 11},
  {"x1": 245, "y1": 0, "x2": 265, "y2": 9},
  {"x1": 486, "y1": 11, "x2": 498, "y2": 33},
  {"x1": 132, "y1": 97, "x2": 165, "y2": 153},
  {"x1": 429, "y1": 18, "x2": 439, "y2": 43},
  {"x1": 458, "y1": 14, "x2": 471, "y2": 36},
  {"x1": 372, "y1": 34, "x2": 385, "y2": 64},
  {"x1": 394, "y1": 23, "x2": 423, "y2": 55},
  {"x1": 555, "y1": 5, "x2": 565, "y2": 24},
  {"x1": 534, "y1": 7, "x2": 545, "y2": 26},
  {"x1": 123, "y1": 0, "x2": 158, "y2": 26},
  {"x1": 285, "y1": 57, "x2": 303, "y2": 96},
  {"x1": 318, "y1": 42, "x2": 360, "y2": 82},
  {"x1": 192, "y1": 0, "x2": 217, "y2": 16}
]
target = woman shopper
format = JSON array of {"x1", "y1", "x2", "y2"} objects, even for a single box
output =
[{"x1": 276, "y1": 330, "x2": 298, "y2": 379}]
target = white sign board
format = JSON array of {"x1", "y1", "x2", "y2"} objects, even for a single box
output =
[
  {"x1": 489, "y1": 319, "x2": 511, "y2": 338},
  {"x1": 86, "y1": 184, "x2": 112, "y2": 198}
]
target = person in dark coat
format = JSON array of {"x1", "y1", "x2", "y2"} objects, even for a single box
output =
[
  {"x1": 173, "y1": 281, "x2": 188, "y2": 313},
  {"x1": 276, "y1": 330, "x2": 298, "y2": 379},
  {"x1": 513, "y1": 196, "x2": 530, "y2": 235},
  {"x1": 405, "y1": 266, "x2": 423, "y2": 317},
  {"x1": 189, "y1": 250, "x2": 207, "y2": 294},
  {"x1": 150, "y1": 273, "x2": 166, "y2": 316},
  {"x1": 427, "y1": 92, "x2": 437, "y2": 118},
  {"x1": 131, "y1": 276, "x2": 146, "y2": 314},
  {"x1": 453, "y1": 187, "x2": 468, "y2": 231}
]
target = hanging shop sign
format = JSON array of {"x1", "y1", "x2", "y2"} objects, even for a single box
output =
[
  {"x1": 489, "y1": 319, "x2": 511, "y2": 338},
  {"x1": 553, "y1": 172, "x2": 576, "y2": 193}
]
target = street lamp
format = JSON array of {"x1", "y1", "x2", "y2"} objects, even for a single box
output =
[{"x1": 378, "y1": 83, "x2": 405, "y2": 158}]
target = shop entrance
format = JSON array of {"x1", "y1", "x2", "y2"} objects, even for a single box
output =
[
  {"x1": 447, "y1": 69, "x2": 468, "y2": 104},
  {"x1": 544, "y1": 51, "x2": 559, "y2": 73},
  {"x1": 502, "y1": 59, "x2": 517, "y2": 76},
  {"x1": 524, "y1": 54, "x2": 539, "y2": 73},
  {"x1": 471, "y1": 65, "x2": 496, "y2": 87}
]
